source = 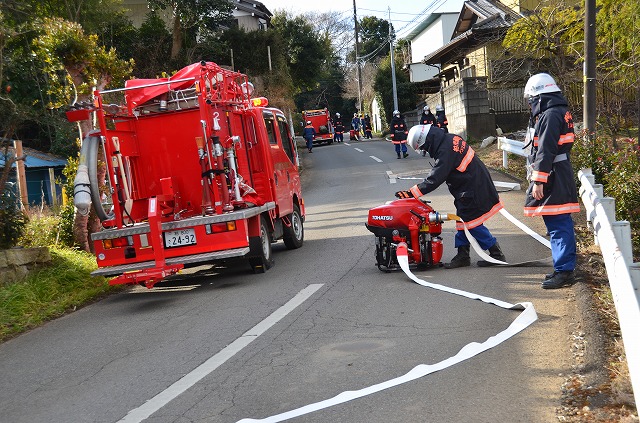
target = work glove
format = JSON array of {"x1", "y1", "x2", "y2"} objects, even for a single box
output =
[{"x1": 395, "y1": 190, "x2": 412, "y2": 199}]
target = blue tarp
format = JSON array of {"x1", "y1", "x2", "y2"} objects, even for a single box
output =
[{"x1": 0, "y1": 147, "x2": 68, "y2": 168}]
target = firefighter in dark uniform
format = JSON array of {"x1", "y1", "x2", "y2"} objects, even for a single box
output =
[
  {"x1": 435, "y1": 105, "x2": 448, "y2": 133},
  {"x1": 390, "y1": 110, "x2": 409, "y2": 159},
  {"x1": 523, "y1": 73, "x2": 580, "y2": 289},
  {"x1": 302, "y1": 120, "x2": 316, "y2": 153},
  {"x1": 420, "y1": 105, "x2": 436, "y2": 125},
  {"x1": 419, "y1": 106, "x2": 437, "y2": 156},
  {"x1": 364, "y1": 114, "x2": 373, "y2": 139},
  {"x1": 396, "y1": 124, "x2": 506, "y2": 268},
  {"x1": 334, "y1": 113, "x2": 344, "y2": 143}
]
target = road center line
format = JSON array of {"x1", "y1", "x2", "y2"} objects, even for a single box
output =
[
  {"x1": 118, "y1": 283, "x2": 324, "y2": 423},
  {"x1": 354, "y1": 147, "x2": 364, "y2": 152},
  {"x1": 370, "y1": 156, "x2": 383, "y2": 163}
]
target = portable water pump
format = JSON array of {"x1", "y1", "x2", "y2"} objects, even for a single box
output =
[{"x1": 365, "y1": 198, "x2": 457, "y2": 271}]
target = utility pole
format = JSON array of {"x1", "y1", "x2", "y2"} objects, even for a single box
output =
[
  {"x1": 353, "y1": 0, "x2": 363, "y2": 113},
  {"x1": 389, "y1": 8, "x2": 398, "y2": 112},
  {"x1": 584, "y1": 0, "x2": 596, "y2": 139}
]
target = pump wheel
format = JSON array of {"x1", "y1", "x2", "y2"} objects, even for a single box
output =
[
  {"x1": 249, "y1": 215, "x2": 273, "y2": 273},
  {"x1": 283, "y1": 204, "x2": 304, "y2": 249}
]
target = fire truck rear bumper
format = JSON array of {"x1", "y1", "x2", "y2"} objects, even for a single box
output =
[{"x1": 91, "y1": 247, "x2": 250, "y2": 277}]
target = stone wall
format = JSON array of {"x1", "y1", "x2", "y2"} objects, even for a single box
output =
[{"x1": 0, "y1": 247, "x2": 51, "y2": 285}]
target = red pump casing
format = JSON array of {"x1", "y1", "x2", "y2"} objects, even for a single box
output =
[{"x1": 365, "y1": 198, "x2": 445, "y2": 270}]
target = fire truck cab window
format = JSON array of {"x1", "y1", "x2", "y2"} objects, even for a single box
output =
[
  {"x1": 277, "y1": 115, "x2": 295, "y2": 164},
  {"x1": 263, "y1": 113, "x2": 277, "y2": 145}
]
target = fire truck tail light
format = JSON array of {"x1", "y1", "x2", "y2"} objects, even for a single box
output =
[
  {"x1": 251, "y1": 97, "x2": 268, "y2": 107},
  {"x1": 206, "y1": 222, "x2": 237, "y2": 234},
  {"x1": 103, "y1": 236, "x2": 133, "y2": 249}
]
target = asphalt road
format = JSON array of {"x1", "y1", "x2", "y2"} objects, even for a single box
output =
[{"x1": 0, "y1": 137, "x2": 579, "y2": 423}]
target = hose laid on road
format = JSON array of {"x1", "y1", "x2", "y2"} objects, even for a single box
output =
[{"x1": 237, "y1": 244, "x2": 538, "y2": 423}]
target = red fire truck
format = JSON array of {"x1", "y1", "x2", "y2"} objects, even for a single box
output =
[
  {"x1": 67, "y1": 61, "x2": 305, "y2": 288},
  {"x1": 301, "y1": 108, "x2": 334, "y2": 145}
]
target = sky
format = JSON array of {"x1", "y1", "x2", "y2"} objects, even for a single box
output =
[{"x1": 262, "y1": 0, "x2": 466, "y2": 38}]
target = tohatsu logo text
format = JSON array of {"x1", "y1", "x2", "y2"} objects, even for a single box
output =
[{"x1": 371, "y1": 215, "x2": 393, "y2": 221}]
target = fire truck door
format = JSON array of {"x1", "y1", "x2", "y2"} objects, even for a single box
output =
[{"x1": 263, "y1": 112, "x2": 293, "y2": 216}]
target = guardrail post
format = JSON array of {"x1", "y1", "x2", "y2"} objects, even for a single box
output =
[
  {"x1": 612, "y1": 221, "x2": 633, "y2": 265},
  {"x1": 629, "y1": 263, "x2": 640, "y2": 292},
  {"x1": 502, "y1": 150, "x2": 508, "y2": 169}
]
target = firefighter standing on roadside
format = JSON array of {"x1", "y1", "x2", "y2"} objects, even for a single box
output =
[
  {"x1": 523, "y1": 73, "x2": 580, "y2": 289},
  {"x1": 419, "y1": 105, "x2": 437, "y2": 156},
  {"x1": 364, "y1": 114, "x2": 373, "y2": 139},
  {"x1": 334, "y1": 113, "x2": 344, "y2": 143},
  {"x1": 395, "y1": 124, "x2": 506, "y2": 268},
  {"x1": 420, "y1": 105, "x2": 436, "y2": 125},
  {"x1": 303, "y1": 120, "x2": 316, "y2": 153},
  {"x1": 435, "y1": 105, "x2": 449, "y2": 133},
  {"x1": 390, "y1": 110, "x2": 409, "y2": 159}
]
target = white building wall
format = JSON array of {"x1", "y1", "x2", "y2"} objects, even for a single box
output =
[{"x1": 408, "y1": 13, "x2": 459, "y2": 82}]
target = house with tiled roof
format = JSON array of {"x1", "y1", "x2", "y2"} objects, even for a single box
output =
[{"x1": 412, "y1": 0, "x2": 536, "y2": 138}]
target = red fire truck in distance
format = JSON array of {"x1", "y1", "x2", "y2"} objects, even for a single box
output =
[
  {"x1": 301, "y1": 108, "x2": 334, "y2": 145},
  {"x1": 67, "y1": 61, "x2": 305, "y2": 288}
]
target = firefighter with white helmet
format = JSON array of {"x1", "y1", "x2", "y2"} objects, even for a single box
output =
[
  {"x1": 435, "y1": 104, "x2": 448, "y2": 132},
  {"x1": 523, "y1": 72, "x2": 579, "y2": 289},
  {"x1": 390, "y1": 110, "x2": 409, "y2": 159},
  {"x1": 302, "y1": 120, "x2": 316, "y2": 153},
  {"x1": 420, "y1": 105, "x2": 436, "y2": 126},
  {"x1": 397, "y1": 124, "x2": 506, "y2": 268}
]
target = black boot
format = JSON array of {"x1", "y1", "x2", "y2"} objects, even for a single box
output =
[
  {"x1": 542, "y1": 271, "x2": 576, "y2": 289},
  {"x1": 477, "y1": 242, "x2": 506, "y2": 267},
  {"x1": 397, "y1": 153, "x2": 401, "y2": 159},
  {"x1": 403, "y1": 152, "x2": 409, "y2": 158},
  {"x1": 444, "y1": 245, "x2": 470, "y2": 269}
]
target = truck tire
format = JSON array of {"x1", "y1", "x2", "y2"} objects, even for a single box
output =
[
  {"x1": 249, "y1": 215, "x2": 273, "y2": 273},
  {"x1": 283, "y1": 204, "x2": 304, "y2": 249}
]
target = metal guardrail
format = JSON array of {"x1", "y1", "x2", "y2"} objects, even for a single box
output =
[
  {"x1": 496, "y1": 136, "x2": 527, "y2": 167},
  {"x1": 497, "y1": 137, "x2": 639, "y2": 405},
  {"x1": 578, "y1": 168, "x2": 640, "y2": 408}
]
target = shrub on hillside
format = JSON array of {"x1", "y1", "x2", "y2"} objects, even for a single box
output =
[
  {"x1": 0, "y1": 183, "x2": 27, "y2": 249},
  {"x1": 573, "y1": 134, "x2": 640, "y2": 250}
]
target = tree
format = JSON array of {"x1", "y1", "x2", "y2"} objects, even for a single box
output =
[
  {"x1": 148, "y1": 0, "x2": 232, "y2": 61},
  {"x1": 502, "y1": 0, "x2": 583, "y2": 88},
  {"x1": 359, "y1": 16, "x2": 390, "y2": 62},
  {"x1": 33, "y1": 17, "x2": 133, "y2": 251},
  {"x1": 271, "y1": 11, "x2": 332, "y2": 94},
  {"x1": 374, "y1": 55, "x2": 417, "y2": 127},
  {"x1": 597, "y1": 0, "x2": 640, "y2": 141},
  {"x1": 503, "y1": 0, "x2": 640, "y2": 140}
]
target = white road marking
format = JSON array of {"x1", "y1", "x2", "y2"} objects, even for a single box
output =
[
  {"x1": 354, "y1": 148, "x2": 364, "y2": 153},
  {"x1": 386, "y1": 171, "x2": 397, "y2": 184},
  {"x1": 370, "y1": 156, "x2": 383, "y2": 163},
  {"x1": 118, "y1": 284, "x2": 324, "y2": 423}
]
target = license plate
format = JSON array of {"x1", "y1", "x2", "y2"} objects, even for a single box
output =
[{"x1": 164, "y1": 228, "x2": 196, "y2": 248}]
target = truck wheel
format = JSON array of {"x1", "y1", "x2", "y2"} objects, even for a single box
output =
[
  {"x1": 283, "y1": 205, "x2": 304, "y2": 249},
  {"x1": 249, "y1": 215, "x2": 273, "y2": 273}
]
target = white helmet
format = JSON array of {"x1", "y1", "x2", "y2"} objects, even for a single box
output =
[
  {"x1": 423, "y1": 105, "x2": 430, "y2": 112},
  {"x1": 306, "y1": 121, "x2": 311, "y2": 125},
  {"x1": 336, "y1": 112, "x2": 340, "y2": 117},
  {"x1": 393, "y1": 110, "x2": 400, "y2": 116},
  {"x1": 407, "y1": 124, "x2": 432, "y2": 151},
  {"x1": 524, "y1": 73, "x2": 560, "y2": 98},
  {"x1": 435, "y1": 105, "x2": 444, "y2": 112}
]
